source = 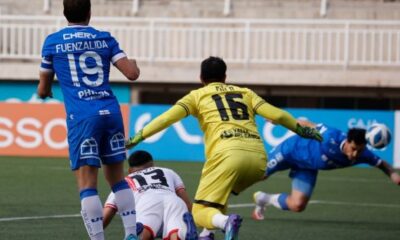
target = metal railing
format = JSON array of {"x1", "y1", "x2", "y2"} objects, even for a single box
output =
[{"x1": 1, "y1": 15, "x2": 400, "y2": 67}]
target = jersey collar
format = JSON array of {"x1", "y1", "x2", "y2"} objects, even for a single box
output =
[
  {"x1": 208, "y1": 82, "x2": 225, "y2": 86},
  {"x1": 340, "y1": 139, "x2": 346, "y2": 153},
  {"x1": 65, "y1": 25, "x2": 91, "y2": 28}
]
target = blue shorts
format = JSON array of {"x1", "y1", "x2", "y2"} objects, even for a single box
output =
[
  {"x1": 266, "y1": 145, "x2": 318, "y2": 197},
  {"x1": 289, "y1": 169, "x2": 318, "y2": 197},
  {"x1": 67, "y1": 114, "x2": 126, "y2": 170}
]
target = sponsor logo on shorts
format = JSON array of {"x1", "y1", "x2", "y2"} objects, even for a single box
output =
[
  {"x1": 81, "y1": 138, "x2": 98, "y2": 155},
  {"x1": 110, "y1": 132, "x2": 125, "y2": 151}
]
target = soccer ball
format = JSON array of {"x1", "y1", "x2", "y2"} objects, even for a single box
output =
[{"x1": 366, "y1": 123, "x2": 391, "y2": 149}]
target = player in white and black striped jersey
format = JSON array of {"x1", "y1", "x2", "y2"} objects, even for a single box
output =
[{"x1": 103, "y1": 150, "x2": 198, "y2": 240}]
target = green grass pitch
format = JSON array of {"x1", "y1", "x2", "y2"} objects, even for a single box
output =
[{"x1": 0, "y1": 156, "x2": 399, "y2": 239}]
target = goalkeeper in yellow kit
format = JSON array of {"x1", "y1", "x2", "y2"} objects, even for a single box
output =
[{"x1": 126, "y1": 56, "x2": 322, "y2": 240}]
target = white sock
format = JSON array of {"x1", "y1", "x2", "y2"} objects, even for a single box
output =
[
  {"x1": 256, "y1": 192, "x2": 283, "y2": 209},
  {"x1": 81, "y1": 195, "x2": 104, "y2": 240},
  {"x1": 91, "y1": 233, "x2": 105, "y2": 240},
  {"x1": 211, "y1": 213, "x2": 229, "y2": 230},
  {"x1": 114, "y1": 188, "x2": 137, "y2": 238},
  {"x1": 199, "y1": 228, "x2": 216, "y2": 237},
  {"x1": 268, "y1": 194, "x2": 283, "y2": 209}
]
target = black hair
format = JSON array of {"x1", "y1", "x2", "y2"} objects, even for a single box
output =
[
  {"x1": 347, "y1": 128, "x2": 367, "y2": 145},
  {"x1": 63, "y1": 0, "x2": 91, "y2": 23},
  {"x1": 128, "y1": 150, "x2": 153, "y2": 167},
  {"x1": 200, "y1": 56, "x2": 227, "y2": 84}
]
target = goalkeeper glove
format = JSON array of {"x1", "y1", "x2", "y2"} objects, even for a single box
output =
[
  {"x1": 125, "y1": 130, "x2": 144, "y2": 149},
  {"x1": 295, "y1": 123, "x2": 323, "y2": 142}
]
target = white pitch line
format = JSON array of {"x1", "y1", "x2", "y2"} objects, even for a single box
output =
[
  {"x1": 272, "y1": 175, "x2": 388, "y2": 183},
  {"x1": 229, "y1": 203, "x2": 255, "y2": 208},
  {"x1": 1, "y1": 200, "x2": 398, "y2": 222},
  {"x1": 229, "y1": 200, "x2": 400, "y2": 209},
  {"x1": 0, "y1": 214, "x2": 80, "y2": 222}
]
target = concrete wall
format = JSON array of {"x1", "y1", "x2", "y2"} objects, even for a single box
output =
[{"x1": 3, "y1": 0, "x2": 400, "y2": 19}]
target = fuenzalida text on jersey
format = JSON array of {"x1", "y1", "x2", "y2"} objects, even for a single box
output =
[
  {"x1": 55, "y1": 39, "x2": 108, "y2": 53},
  {"x1": 41, "y1": 26, "x2": 125, "y2": 122},
  {"x1": 56, "y1": 31, "x2": 108, "y2": 53}
]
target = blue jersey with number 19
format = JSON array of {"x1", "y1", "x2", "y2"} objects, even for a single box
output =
[{"x1": 40, "y1": 25, "x2": 126, "y2": 125}]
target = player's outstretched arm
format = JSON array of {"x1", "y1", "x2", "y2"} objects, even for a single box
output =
[
  {"x1": 296, "y1": 119, "x2": 316, "y2": 128},
  {"x1": 114, "y1": 57, "x2": 140, "y2": 81},
  {"x1": 377, "y1": 161, "x2": 400, "y2": 185},
  {"x1": 126, "y1": 104, "x2": 188, "y2": 149},
  {"x1": 37, "y1": 71, "x2": 54, "y2": 99},
  {"x1": 125, "y1": 130, "x2": 144, "y2": 149},
  {"x1": 256, "y1": 102, "x2": 322, "y2": 142},
  {"x1": 295, "y1": 122, "x2": 323, "y2": 142}
]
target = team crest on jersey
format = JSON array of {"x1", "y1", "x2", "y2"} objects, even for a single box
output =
[
  {"x1": 81, "y1": 138, "x2": 99, "y2": 155},
  {"x1": 110, "y1": 132, "x2": 125, "y2": 151}
]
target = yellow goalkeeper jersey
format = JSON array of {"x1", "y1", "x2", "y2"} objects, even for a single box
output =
[
  {"x1": 175, "y1": 82, "x2": 296, "y2": 158},
  {"x1": 140, "y1": 82, "x2": 298, "y2": 159}
]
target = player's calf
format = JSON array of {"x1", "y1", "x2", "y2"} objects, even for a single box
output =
[
  {"x1": 112, "y1": 180, "x2": 138, "y2": 238},
  {"x1": 80, "y1": 188, "x2": 105, "y2": 240}
]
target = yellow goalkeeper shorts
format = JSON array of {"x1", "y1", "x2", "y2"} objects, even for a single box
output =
[{"x1": 194, "y1": 149, "x2": 266, "y2": 208}]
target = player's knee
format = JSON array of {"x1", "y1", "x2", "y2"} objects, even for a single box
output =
[
  {"x1": 289, "y1": 200, "x2": 307, "y2": 212},
  {"x1": 291, "y1": 205, "x2": 307, "y2": 212},
  {"x1": 169, "y1": 232, "x2": 179, "y2": 240},
  {"x1": 141, "y1": 228, "x2": 154, "y2": 240}
]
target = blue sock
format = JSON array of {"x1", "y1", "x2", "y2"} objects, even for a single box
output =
[
  {"x1": 278, "y1": 193, "x2": 289, "y2": 210},
  {"x1": 111, "y1": 179, "x2": 130, "y2": 192},
  {"x1": 80, "y1": 188, "x2": 98, "y2": 200}
]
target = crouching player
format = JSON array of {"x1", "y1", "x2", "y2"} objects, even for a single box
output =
[{"x1": 103, "y1": 150, "x2": 198, "y2": 240}]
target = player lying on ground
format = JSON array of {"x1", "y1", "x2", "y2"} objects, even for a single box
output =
[
  {"x1": 252, "y1": 121, "x2": 400, "y2": 220},
  {"x1": 38, "y1": 0, "x2": 140, "y2": 239},
  {"x1": 125, "y1": 56, "x2": 322, "y2": 240},
  {"x1": 103, "y1": 150, "x2": 198, "y2": 240}
]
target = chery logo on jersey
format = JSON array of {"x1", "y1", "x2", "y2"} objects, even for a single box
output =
[{"x1": 0, "y1": 103, "x2": 129, "y2": 157}]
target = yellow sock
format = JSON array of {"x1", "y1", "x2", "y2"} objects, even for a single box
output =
[{"x1": 192, "y1": 203, "x2": 221, "y2": 229}]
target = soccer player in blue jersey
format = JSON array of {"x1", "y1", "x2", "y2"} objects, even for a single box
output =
[
  {"x1": 37, "y1": 1, "x2": 140, "y2": 239},
  {"x1": 252, "y1": 120, "x2": 400, "y2": 220}
]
